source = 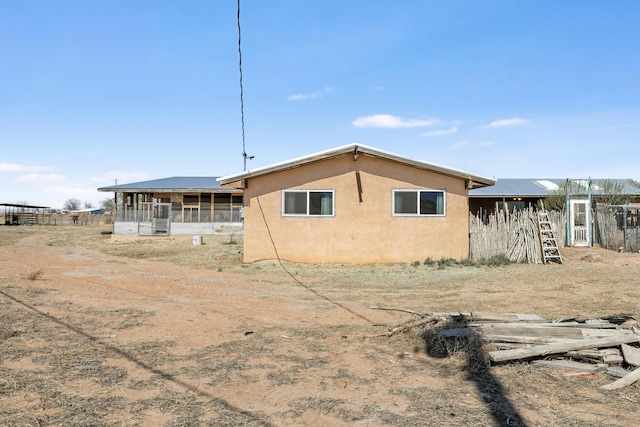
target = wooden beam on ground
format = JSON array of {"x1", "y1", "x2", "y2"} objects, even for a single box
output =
[
  {"x1": 468, "y1": 312, "x2": 545, "y2": 322},
  {"x1": 621, "y1": 343, "x2": 640, "y2": 367},
  {"x1": 532, "y1": 360, "x2": 607, "y2": 374},
  {"x1": 606, "y1": 366, "x2": 633, "y2": 378},
  {"x1": 566, "y1": 348, "x2": 623, "y2": 364},
  {"x1": 488, "y1": 335, "x2": 640, "y2": 363},
  {"x1": 479, "y1": 326, "x2": 584, "y2": 338},
  {"x1": 481, "y1": 335, "x2": 582, "y2": 344},
  {"x1": 601, "y1": 367, "x2": 640, "y2": 390}
]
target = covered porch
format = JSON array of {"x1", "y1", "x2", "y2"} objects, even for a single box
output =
[{"x1": 98, "y1": 177, "x2": 243, "y2": 236}]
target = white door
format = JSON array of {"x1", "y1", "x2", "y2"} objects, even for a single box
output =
[{"x1": 570, "y1": 200, "x2": 589, "y2": 246}]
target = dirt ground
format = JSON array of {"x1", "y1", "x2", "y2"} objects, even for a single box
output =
[{"x1": 1, "y1": 225, "x2": 639, "y2": 426}]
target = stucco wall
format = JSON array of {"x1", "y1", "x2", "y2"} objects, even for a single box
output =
[
  {"x1": 171, "y1": 222, "x2": 243, "y2": 235},
  {"x1": 242, "y1": 154, "x2": 470, "y2": 263},
  {"x1": 113, "y1": 221, "x2": 140, "y2": 235}
]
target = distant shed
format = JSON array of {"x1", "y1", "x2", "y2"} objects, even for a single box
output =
[{"x1": 1, "y1": 203, "x2": 50, "y2": 225}]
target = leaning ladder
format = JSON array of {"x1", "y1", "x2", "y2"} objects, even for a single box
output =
[{"x1": 537, "y1": 211, "x2": 563, "y2": 264}]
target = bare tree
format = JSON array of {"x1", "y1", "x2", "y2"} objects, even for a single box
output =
[
  {"x1": 100, "y1": 197, "x2": 115, "y2": 213},
  {"x1": 83, "y1": 202, "x2": 94, "y2": 209},
  {"x1": 597, "y1": 180, "x2": 627, "y2": 206},
  {"x1": 63, "y1": 198, "x2": 81, "y2": 211},
  {"x1": 545, "y1": 179, "x2": 628, "y2": 211},
  {"x1": 544, "y1": 181, "x2": 581, "y2": 211}
]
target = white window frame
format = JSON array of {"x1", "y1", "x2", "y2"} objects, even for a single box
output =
[
  {"x1": 392, "y1": 189, "x2": 446, "y2": 217},
  {"x1": 282, "y1": 189, "x2": 335, "y2": 217}
]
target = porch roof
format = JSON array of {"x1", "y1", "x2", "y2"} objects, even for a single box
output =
[
  {"x1": 470, "y1": 178, "x2": 640, "y2": 198},
  {"x1": 469, "y1": 179, "x2": 550, "y2": 198},
  {"x1": 97, "y1": 177, "x2": 238, "y2": 193},
  {"x1": 0, "y1": 203, "x2": 50, "y2": 209}
]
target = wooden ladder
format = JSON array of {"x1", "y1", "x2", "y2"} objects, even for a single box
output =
[{"x1": 538, "y1": 211, "x2": 563, "y2": 264}]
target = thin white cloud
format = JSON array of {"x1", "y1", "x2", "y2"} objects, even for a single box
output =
[
  {"x1": 421, "y1": 126, "x2": 458, "y2": 137},
  {"x1": 483, "y1": 118, "x2": 528, "y2": 128},
  {"x1": 287, "y1": 86, "x2": 334, "y2": 101},
  {"x1": 451, "y1": 141, "x2": 469, "y2": 149},
  {"x1": 44, "y1": 184, "x2": 100, "y2": 197},
  {"x1": 0, "y1": 163, "x2": 54, "y2": 173},
  {"x1": 451, "y1": 140, "x2": 495, "y2": 149},
  {"x1": 17, "y1": 173, "x2": 66, "y2": 184},
  {"x1": 353, "y1": 114, "x2": 440, "y2": 128},
  {"x1": 90, "y1": 171, "x2": 149, "y2": 184},
  {"x1": 373, "y1": 86, "x2": 385, "y2": 91}
]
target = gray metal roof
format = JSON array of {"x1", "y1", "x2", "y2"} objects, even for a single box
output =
[
  {"x1": 470, "y1": 178, "x2": 640, "y2": 198},
  {"x1": 0, "y1": 203, "x2": 50, "y2": 209},
  {"x1": 469, "y1": 179, "x2": 548, "y2": 197},
  {"x1": 98, "y1": 177, "x2": 229, "y2": 192}
]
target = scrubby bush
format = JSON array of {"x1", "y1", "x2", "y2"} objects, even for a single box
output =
[
  {"x1": 26, "y1": 269, "x2": 43, "y2": 280},
  {"x1": 478, "y1": 254, "x2": 512, "y2": 267},
  {"x1": 458, "y1": 258, "x2": 475, "y2": 267},
  {"x1": 437, "y1": 257, "x2": 457, "y2": 268}
]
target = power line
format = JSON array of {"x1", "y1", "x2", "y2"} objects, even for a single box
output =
[
  {"x1": 255, "y1": 197, "x2": 374, "y2": 324},
  {"x1": 237, "y1": 0, "x2": 253, "y2": 170}
]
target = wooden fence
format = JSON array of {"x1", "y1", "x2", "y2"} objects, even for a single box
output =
[
  {"x1": 469, "y1": 208, "x2": 565, "y2": 263},
  {"x1": 0, "y1": 213, "x2": 112, "y2": 226},
  {"x1": 595, "y1": 205, "x2": 640, "y2": 251}
]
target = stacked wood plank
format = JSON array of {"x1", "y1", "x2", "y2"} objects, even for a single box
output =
[
  {"x1": 436, "y1": 312, "x2": 640, "y2": 390},
  {"x1": 371, "y1": 307, "x2": 640, "y2": 390}
]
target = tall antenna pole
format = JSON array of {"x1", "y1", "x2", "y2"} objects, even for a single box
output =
[{"x1": 237, "y1": 0, "x2": 252, "y2": 170}]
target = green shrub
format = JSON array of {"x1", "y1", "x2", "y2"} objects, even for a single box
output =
[
  {"x1": 437, "y1": 257, "x2": 457, "y2": 268},
  {"x1": 458, "y1": 258, "x2": 475, "y2": 267},
  {"x1": 479, "y1": 254, "x2": 512, "y2": 267},
  {"x1": 423, "y1": 257, "x2": 435, "y2": 266}
]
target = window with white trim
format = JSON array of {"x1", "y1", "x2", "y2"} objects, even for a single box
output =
[
  {"x1": 282, "y1": 190, "x2": 334, "y2": 216},
  {"x1": 393, "y1": 189, "x2": 445, "y2": 216}
]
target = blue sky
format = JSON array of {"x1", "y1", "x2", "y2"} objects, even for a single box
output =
[{"x1": 2, "y1": 1, "x2": 639, "y2": 208}]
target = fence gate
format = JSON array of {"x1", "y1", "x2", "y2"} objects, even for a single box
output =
[
  {"x1": 570, "y1": 199, "x2": 589, "y2": 246},
  {"x1": 152, "y1": 203, "x2": 171, "y2": 235}
]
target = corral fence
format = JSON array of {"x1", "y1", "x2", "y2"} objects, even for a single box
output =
[
  {"x1": 594, "y1": 204, "x2": 640, "y2": 252},
  {"x1": 469, "y1": 208, "x2": 565, "y2": 263},
  {"x1": 0, "y1": 213, "x2": 113, "y2": 226}
]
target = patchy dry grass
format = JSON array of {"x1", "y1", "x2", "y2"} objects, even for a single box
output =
[{"x1": 1, "y1": 225, "x2": 639, "y2": 426}]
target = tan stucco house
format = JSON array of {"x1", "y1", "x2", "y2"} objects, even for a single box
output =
[{"x1": 218, "y1": 144, "x2": 494, "y2": 264}]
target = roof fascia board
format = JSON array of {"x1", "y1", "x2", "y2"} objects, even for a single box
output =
[
  {"x1": 218, "y1": 143, "x2": 495, "y2": 188},
  {"x1": 97, "y1": 187, "x2": 238, "y2": 193}
]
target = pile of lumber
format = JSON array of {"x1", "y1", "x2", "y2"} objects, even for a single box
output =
[
  {"x1": 437, "y1": 312, "x2": 640, "y2": 390},
  {"x1": 369, "y1": 308, "x2": 640, "y2": 389}
]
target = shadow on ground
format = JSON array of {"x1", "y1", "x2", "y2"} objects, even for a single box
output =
[{"x1": 421, "y1": 316, "x2": 527, "y2": 427}]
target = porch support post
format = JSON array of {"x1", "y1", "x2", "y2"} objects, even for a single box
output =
[
  {"x1": 588, "y1": 177, "x2": 593, "y2": 247},
  {"x1": 565, "y1": 179, "x2": 571, "y2": 247}
]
